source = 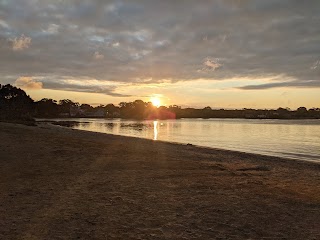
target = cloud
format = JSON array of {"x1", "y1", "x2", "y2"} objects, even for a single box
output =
[
  {"x1": 42, "y1": 24, "x2": 59, "y2": 34},
  {"x1": 93, "y1": 51, "x2": 104, "y2": 60},
  {"x1": 15, "y1": 77, "x2": 43, "y2": 89},
  {"x1": 30, "y1": 77, "x2": 132, "y2": 97},
  {"x1": 0, "y1": 19, "x2": 9, "y2": 29},
  {"x1": 112, "y1": 42, "x2": 120, "y2": 47},
  {"x1": 43, "y1": 81, "x2": 131, "y2": 97},
  {"x1": 202, "y1": 58, "x2": 222, "y2": 71},
  {"x1": 238, "y1": 80, "x2": 320, "y2": 90},
  {"x1": 0, "y1": 0, "x2": 319, "y2": 91},
  {"x1": 10, "y1": 35, "x2": 32, "y2": 51},
  {"x1": 311, "y1": 60, "x2": 320, "y2": 70}
]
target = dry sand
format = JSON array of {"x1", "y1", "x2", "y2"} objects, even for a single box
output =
[{"x1": 0, "y1": 122, "x2": 319, "y2": 239}]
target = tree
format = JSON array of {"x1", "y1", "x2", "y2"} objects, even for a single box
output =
[
  {"x1": 35, "y1": 98, "x2": 59, "y2": 117},
  {"x1": 0, "y1": 84, "x2": 34, "y2": 120},
  {"x1": 276, "y1": 107, "x2": 291, "y2": 119},
  {"x1": 105, "y1": 104, "x2": 119, "y2": 117},
  {"x1": 132, "y1": 100, "x2": 147, "y2": 119},
  {"x1": 59, "y1": 99, "x2": 79, "y2": 115},
  {"x1": 80, "y1": 104, "x2": 93, "y2": 112},
  {"x1": 296, "y1": 107, "x2": 308, "y2": 118},
  {"x1": 308, "y1": 108, "x2": 320, "y2": 119},
  {"x1": 202, "y1": 106, "x2": 213, "y2": 118},
  {"x1": 168, "y1": 105, "x2": 182, "y2": 118}
]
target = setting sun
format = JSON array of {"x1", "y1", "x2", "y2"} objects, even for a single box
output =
[{"x1": 150, "y1": 97, "x2": 161, "y2": 107}]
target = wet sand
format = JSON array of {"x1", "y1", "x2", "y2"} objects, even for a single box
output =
[{"x1": 0, "y1": 122, "x2": 319, "y2": 239}]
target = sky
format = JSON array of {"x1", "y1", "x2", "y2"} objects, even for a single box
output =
[{"x1": 0, "y1": 0, "x2": 319, "y2": 109}]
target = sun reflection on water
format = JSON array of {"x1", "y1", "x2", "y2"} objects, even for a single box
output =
[{"x1": 153, "y1": 120, "x2": 158, "y2": 140}]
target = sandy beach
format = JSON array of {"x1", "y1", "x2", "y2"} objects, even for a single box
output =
[{"x1": 0, "y1": 122, "x2": 319, "y2": 239}]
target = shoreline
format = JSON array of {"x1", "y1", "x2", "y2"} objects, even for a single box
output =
[
  {"x1": 1, "y1": 122, "x2": 319, "y2": 239},
  {"x1": 35, "y1": 116, "x2": 320, "y2": 120},
  {"x1": 42, "y1": 120, "x2": 320, "y2": 164}
]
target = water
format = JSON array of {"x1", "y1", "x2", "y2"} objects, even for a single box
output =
[{"x1": 40, "y1": 118, "x2": 320, "y2": 162}]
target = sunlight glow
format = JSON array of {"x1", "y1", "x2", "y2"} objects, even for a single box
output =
[{"x1": 150, "y1": 97, "x2": 161, "y2": 107}]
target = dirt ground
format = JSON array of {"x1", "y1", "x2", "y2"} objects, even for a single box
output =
[{"x1": 0, "y1": 122, "x2": 319, "y2": 239}]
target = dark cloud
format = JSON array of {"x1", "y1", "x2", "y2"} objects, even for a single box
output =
[
  {"x1": 0, "y1": 0, "x2": 319, "y2": 93},
  {"x1": 238, "y1": 80, "x2": 320, "y2": 90},
  {"x1": 42, "y1": 81, "x2": 131, "y2": 97}
]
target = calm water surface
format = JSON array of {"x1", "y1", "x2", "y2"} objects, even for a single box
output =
[{"x1": 43, "y1": 118, "x2": 320, "y2": 162}]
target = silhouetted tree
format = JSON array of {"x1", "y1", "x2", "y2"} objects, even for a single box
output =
[
  {"x1": 296, "y1": 107, "x2": 308, "y2": 118},
  {"x1": 0, "y1": 84, "x2": 34, "y2": 120},
  {"x1": 105, "y1": 104, "x2": 119, "y2": 117},
  {"x1": 80, "y1": 104, "x2": 93, "y2": 112},
  {"x1": 59, "y1": 99, "x2": 79, "y2": 116},
  {"x1": 202, "y1": 106, "x2": 212, "y2": 118},
  {"x1": 168, "y1": 105, "x2": 182, "y2": 118},
  {"x1": 308, "y1": 108, "x2": 320, "y2": 118},
  {"x1": 119, "y1": 100, "x2": 150, "y2": 119},
  {"x1": 35, "y1": 98, "x2": 59, "y2": 117}
]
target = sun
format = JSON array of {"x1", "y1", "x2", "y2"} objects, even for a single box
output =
[{"x1": 150, "y1": 97, "x2": 161, "y2": 107}]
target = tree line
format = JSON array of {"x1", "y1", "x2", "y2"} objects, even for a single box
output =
[{"x1": 1, "y1": 84, "x2": 319, "y2": 122}]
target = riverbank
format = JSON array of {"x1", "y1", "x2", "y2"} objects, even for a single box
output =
[{"x1": 0, "y1": 122, "x2": 319, "y2": 239}]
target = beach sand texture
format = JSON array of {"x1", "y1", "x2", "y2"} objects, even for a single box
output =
[{"x1": 0, "y1": 122, "x2": 319, "y2": 239}]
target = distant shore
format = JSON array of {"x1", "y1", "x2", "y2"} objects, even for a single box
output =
[{"x1": 0, "y1": 122, "x2": 319, "y2": 239}]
